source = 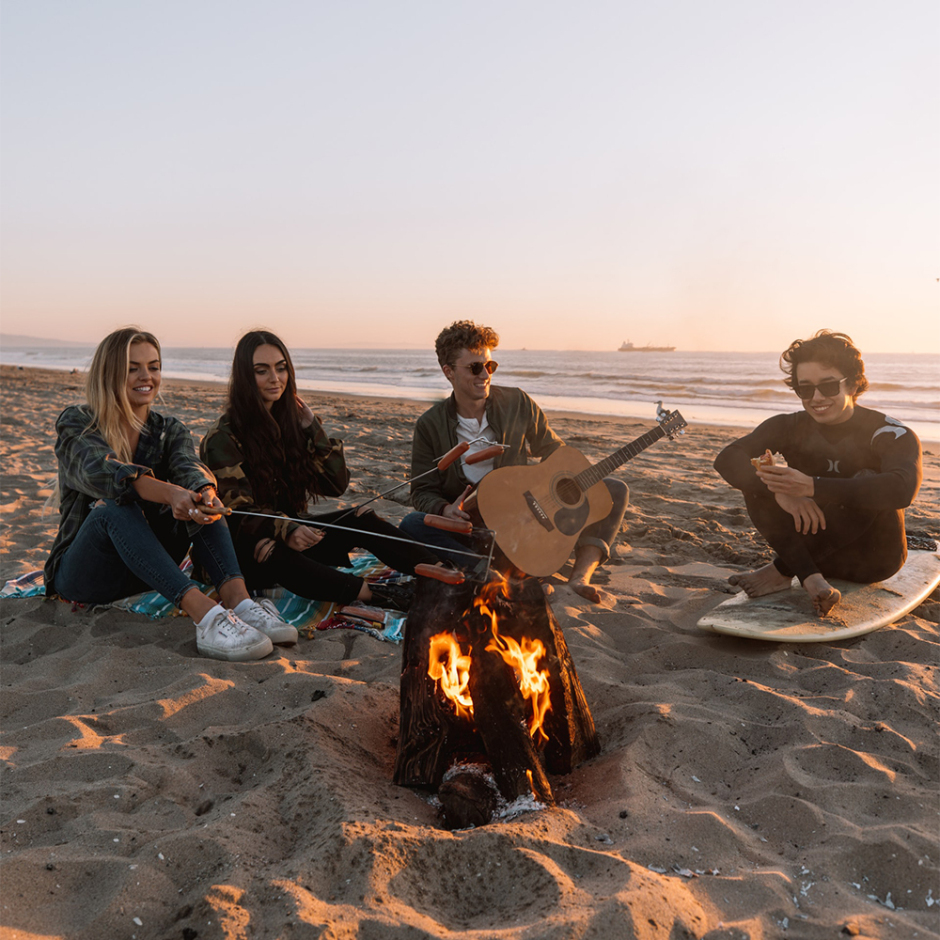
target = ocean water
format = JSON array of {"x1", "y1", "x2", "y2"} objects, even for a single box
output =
[{"x1": 3, "y1": 344, "x2": 938, "y2": 442}]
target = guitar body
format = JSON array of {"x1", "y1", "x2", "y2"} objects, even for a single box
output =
[{"x1": 476, "y1": 446, "x2": 614, "y2": 576}]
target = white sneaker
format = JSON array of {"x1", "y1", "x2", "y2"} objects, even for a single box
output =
[
  {"x1": 196, "y1": 606, "x2": 274, "y2": 661},
  {"x1": 236, "y1": 598, "x2": 299, "y2": 646}
]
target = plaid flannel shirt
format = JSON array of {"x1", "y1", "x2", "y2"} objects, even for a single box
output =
[
  {"x1": 44, "y1": 405, "x2": 216, "y2": 596},
  {"x1": 199, "y1": 411, "x2": 350, "y2": 545}
]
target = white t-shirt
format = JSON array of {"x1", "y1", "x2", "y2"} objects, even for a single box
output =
[{"x1": 455, "y1": 412, "x2": 499, "y2": 484}]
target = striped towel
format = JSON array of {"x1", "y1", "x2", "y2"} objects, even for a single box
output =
[{"x1": 1, "y1": 553, "x2": 408, "y2": 644}]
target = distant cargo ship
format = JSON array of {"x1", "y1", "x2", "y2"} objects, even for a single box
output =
[{"x1": 618, "y1": 340, "x2": 676, "y2": 353}]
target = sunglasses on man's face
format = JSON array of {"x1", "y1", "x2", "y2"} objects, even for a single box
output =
[
  {"x1": 462, "y1": 360, "x2": 498, "y2": 376},
  {"x1": 794, "y1": 377, "x2": 847, "y2": 400}
]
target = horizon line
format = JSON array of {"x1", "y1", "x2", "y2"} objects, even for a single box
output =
[{"x1": 1, "y1": 334, "x2": 936, "y2": 357}]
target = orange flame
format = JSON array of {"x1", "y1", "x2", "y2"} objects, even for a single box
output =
[
  {"x1": 476, "y1": 593, "x2": 552, "y2": 746},
  {"x1": 428, "y1": 633, "x2": 474, "y2": 720},
  {"x1": 427, "y1": 576, "x2": 553, "y2": 745}
]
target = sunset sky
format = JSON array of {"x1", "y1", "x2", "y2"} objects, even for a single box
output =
[{"x1": 2, "y1": 1, "x2": 937, "y2": 353}]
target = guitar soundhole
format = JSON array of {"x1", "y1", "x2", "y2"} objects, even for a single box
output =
[{"x1": 556, "y1": 478, "x2": 582, "y2": 506}]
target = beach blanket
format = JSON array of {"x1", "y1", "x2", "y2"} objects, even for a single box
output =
[{"x1": 0, "y1": 553, "x2": 408, "y2": 644}]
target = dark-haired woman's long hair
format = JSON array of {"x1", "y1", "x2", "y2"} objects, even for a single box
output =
[{"x1": 227, "y1": 330, "x2": 321, "y2": 513}]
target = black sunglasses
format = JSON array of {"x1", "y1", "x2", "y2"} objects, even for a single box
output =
[
  {"x1": 462, "y1": 360, "x2": 498, "y2": 375},
  {"x1": 794, "y1": 377, "x2": 847, "y2": 400}
]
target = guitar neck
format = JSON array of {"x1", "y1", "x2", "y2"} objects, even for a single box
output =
[{"x1": 573, "y1": 425, "x2": 667, "y2": 491}]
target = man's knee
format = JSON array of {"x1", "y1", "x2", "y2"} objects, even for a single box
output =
[
  {"x1": 399, "y1": 512, "x2": 429, "y2": 540},
  {"x1": 603, "y1": 478, "x2": 629, "y2": 512}
]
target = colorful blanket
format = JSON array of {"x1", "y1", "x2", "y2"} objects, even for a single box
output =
[{"x1": 0, "y1": 553, "x2": 407, "y2": 644}]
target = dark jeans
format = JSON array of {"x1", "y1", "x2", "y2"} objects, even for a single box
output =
[
  {"x1": 235, "y1": 508, "x2": 440, "y2": 605},
  {"x1": 743, "y1": 488, "x2": 906, "y2": 584},
  {"x1": 56, "y1": 500, "x2": 243, "y2": 608},
  {"x1": 401, "y1": 478, "x2": 630, "y2": 569}
]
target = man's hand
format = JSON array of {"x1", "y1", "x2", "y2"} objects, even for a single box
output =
[
  {"x1": 442, "y1": 485, "x2": 473, "y2": 522},
  {"x1": 775, "y1": 492, "x2": 826, "y2": 534},
  {"x1": 758, "y1": 465, "x2": 815, "y2": 498},
  {"x1": 286, "y1": 525, "x2": 326, "y2": 551}
]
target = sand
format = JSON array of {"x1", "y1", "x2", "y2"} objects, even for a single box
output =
[{"x1": 1, "y1": 364, "x2": 938, "y2": 940}]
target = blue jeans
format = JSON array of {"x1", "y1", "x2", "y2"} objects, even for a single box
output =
[
  {"x1": 55, "y1": 500, "x2": 243, "y2": 608},
  {"x1": 401, "y1": 478, "x2": 629, "y2": 569}
]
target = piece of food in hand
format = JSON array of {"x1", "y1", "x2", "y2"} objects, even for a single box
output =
[{"x1": 750, "y1": 449, "x2": 786, "y2": 470}]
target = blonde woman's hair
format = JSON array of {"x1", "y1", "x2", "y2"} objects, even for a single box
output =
[{"x1": 85, "y1": 327, "x2": 162, "y2": 462}]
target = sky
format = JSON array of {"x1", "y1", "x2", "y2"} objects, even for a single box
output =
[{"x1": 1, "y1": 1, "x2": 938, "y2": 354}]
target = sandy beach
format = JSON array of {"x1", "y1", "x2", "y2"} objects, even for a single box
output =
[{"x1": 1, "y1": 364, "x2": 938, "y2": 940}]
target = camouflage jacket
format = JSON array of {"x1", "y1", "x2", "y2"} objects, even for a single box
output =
[
  {"x1": 45, "y1": 405, "x2": 215, "y2": 596},
  {"x1": 199, "y1": 411, "x2": 350, "y2": 544}
]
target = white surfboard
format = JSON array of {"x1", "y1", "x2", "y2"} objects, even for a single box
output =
[{"x1": 698, "y1": 550, "x2": 940, "y2": 643}]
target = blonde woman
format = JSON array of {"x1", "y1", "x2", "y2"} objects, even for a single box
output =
[{"x1": 45, "y1": 327, "x2": 295, "y2": 661}]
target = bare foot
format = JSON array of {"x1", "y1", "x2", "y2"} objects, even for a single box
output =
[
  {"x1": 569, "y1": 580, "x2": 616, "y2": 608},
  {"x1": 728, "y1": 563, "x2": 793, "y2": 598},
  {"x1": 803, "y1": 573, "x2": 841, "y2": 617}
]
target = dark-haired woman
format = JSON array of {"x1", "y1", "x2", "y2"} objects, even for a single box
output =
[
  {"x1": 714, "y1": 330, "x2": 922, "y2": 615},
  {"x1": 201, "y1": 331, "x2": 440, "y2": 610}
]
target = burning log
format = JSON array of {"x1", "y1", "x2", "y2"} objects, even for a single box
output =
[{"x1": 393, "y1": 573, "x2": 599, "y2": 827}]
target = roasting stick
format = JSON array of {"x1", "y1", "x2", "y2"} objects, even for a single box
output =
[
  {"x1": 331, "y1": 438, "x2": 508, "y2": 524},
  {"x1": 212, "y1": 507, "x2": 482, "y2": 559},
  {"x1": 330, "y1": 441, "x2": 468, "y2": 524},
  {"x1": 211, "y1": 438, "x2": 505, "y2": 585},
  {"x1": 211, "y1": 507, "x2": 491, "y2": 584}
]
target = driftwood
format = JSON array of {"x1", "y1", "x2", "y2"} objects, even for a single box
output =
[{"x1": 393, "y1": 574, "x2": 599, "y2": 826}]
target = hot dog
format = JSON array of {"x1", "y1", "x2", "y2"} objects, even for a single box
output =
[
  {"x1": 464, "y1": 444, "x2": 504, "y2": 465},
  {"x1": 751, "y1": 449, "x2": 786, "y2": 471},
  {"x1": 423, "y1": 514, "x2": 473, "y2": 534},
  {"x1": 437, "y1": 442, "x2": 470, "y2": 471},
  {"x1": 415, "y1": 564, "x2": 466, "y2": 585}
]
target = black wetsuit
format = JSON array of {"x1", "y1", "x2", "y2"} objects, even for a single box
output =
[{"x1": 714, "y1": 406, "x2": 922, "y2": 584}]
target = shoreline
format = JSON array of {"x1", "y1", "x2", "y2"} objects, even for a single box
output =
[
  {"x1": 7, "y1": 356, "x2": 939, "y2": 443},
  {"x1": 0, "y1": 362, "x2": 772, "y2": 440}
]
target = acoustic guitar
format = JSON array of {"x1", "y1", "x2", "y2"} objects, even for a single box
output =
[{"x1": 475, "y1": 410, "x2": 687, "y2": 576}]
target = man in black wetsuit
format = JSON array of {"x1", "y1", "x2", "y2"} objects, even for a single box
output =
[{"x1": 714, "y1": 330, "x2": 922, "y2": 616}]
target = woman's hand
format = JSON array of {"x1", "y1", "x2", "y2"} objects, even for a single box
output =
[
  {"x1": 296, "y1": 395, "x2": 316, "y2": 428},
  {"x1": 286, "y1": 525, "x2": 326, "y2": 551},
  {"x1": 442, "y1": 485, "x2": 473, "y2": 522},
  {"x1": 168, "y1": 488, "x2": 208, "y2": 522},
  {"x1": 184, "y1": 486, "x2": 224, "y2": 524},
  {"x1": 775, "y1": 492, "x2": 826, "y2": 534},
  {"x1": 758, "y1": 465, "x2": 815, "y2": 498}
]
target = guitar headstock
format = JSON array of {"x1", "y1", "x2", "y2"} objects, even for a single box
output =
[{"x1": 655, "y1": 404, "x2": 688, "y2": 440}]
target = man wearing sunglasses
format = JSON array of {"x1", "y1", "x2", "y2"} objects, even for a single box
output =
[
  {"x1": 714, "y1": 330, "x2": 922, "y2": 617},
  {"x1": 400, "y1": 320, "x2": 628, "y2": 604}
]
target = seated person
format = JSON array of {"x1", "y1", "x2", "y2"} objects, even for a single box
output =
[
  {"x1": 400, "y1": 320, "x2": 629, "y2": 604},
  {"x1": 201, "y1": 330, "x2": 440, "y2": 612},
  {"x1": 714, "y1": 330, "x2": 922, "y2": 616},
  {"x1": 46, "y1": 327, "x2": 293, "y2": 663}
]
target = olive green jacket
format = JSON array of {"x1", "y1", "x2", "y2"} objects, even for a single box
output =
[{"x1": 410, "y1": 386, "x2": 563, "y2": 515}]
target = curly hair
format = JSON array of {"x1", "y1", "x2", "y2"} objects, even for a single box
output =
[
  {"x1": 434, "y1": 320, "x2": 500, "y2": 368},
  {"x1": 780, "y1": 330, "x2": 869, "y2": 400},
  {"x1": 227, "y1": 330, "x2": 322, "y2": 513}
]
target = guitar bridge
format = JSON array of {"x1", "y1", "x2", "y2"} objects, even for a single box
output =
[{"x1": 523, "y1": 490, "x2": 554, "y2": 532}]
